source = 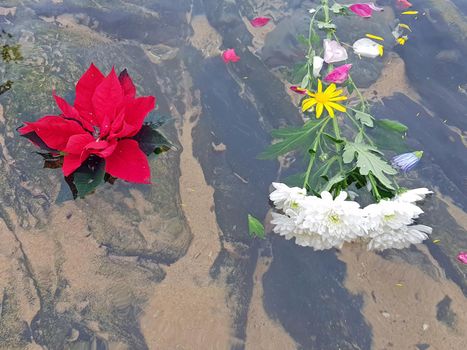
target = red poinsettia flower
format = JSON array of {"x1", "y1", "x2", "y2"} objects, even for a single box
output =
[{"x1": 19, "y1": 64, "x2": 155, "y2": 184}]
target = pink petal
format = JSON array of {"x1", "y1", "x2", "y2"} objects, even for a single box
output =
[
  {"x1": 349, "y1": 4, "x2": 373, "y2": 18},
  {"x1": 222, "y1": 49, "x2": 240, "y2": 63},
  {"x1": 290, "y1": 86, "x2": 307, "y2": 95},
  {"x1": 457, "y1": 252, "x2": 467, "y2": 264},
  {"x1": 250, "y1": 17, "x2": 270, "y2": 27},
  {"x1": 324, "y1": 64, "x2": 352, "y2": 84},
  {"x1": 396, "y1": 0, "x2": 412, "y2": 9},
  {"x1": 323, "y1": 39, "x2": 348, "y2": 64}
]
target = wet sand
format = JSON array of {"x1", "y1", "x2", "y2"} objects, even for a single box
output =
[{"x1": 140, "y1": 69, "x2": 233, "y2": 349}]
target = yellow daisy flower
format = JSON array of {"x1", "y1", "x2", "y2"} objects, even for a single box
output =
[{"x1": 301, "y1": 80, "x2": 347, "y2": 118}]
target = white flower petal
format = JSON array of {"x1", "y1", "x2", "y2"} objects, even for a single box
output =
[
  {"x1": 353, "y1": 38, "x2": 382, "y2": 58},
  {"x1": 312, "y1": 56, "x2": 324, "y2": 77}
]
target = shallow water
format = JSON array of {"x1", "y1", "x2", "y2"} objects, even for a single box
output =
[{"x1": 0, "y1": 0, "x2": 466, "y2": 349}]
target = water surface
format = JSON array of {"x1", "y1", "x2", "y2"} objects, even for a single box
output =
[{"x1": 0, "y1": 1, "x2": 466, "y2": 349}]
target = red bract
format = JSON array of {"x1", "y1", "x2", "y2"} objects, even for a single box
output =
[{"x1": 19, "y1": 64, "x2": 155, "y2": 184}]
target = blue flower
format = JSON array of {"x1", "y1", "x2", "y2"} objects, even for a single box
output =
[{"x1": 391, "y1": 151, "x2": 423, "y2": 172}]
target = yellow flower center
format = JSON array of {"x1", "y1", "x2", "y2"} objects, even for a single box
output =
[
  {"x1": 314, "y1": 92, "x2": 328, "y2": 104},
  {"x1": 328, "y1": 212, "x2": 341, "y2": 224}
]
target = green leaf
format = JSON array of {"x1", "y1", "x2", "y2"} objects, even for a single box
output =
[
  {"x1": 323, "y1": 133, "x2": 344, "y2": 143},
  {"x1": 248, "y1": 214, "x2": 265, "y2": 239},
  {"x1": 347, "y1": 83, "x2": 354, "y2": 95},
  {"x1": 259, "y1": 119, "x2": 325, "y2": 159},
  {"x1": 72, "y1": 156, "x2": 105, "y2": 199},
  {"x1": 370, "y1": 121, "x2": 407, "y2": 153},
  {"x1": 290, "y1": 63, "x2": 308, "y2": 84},
  {"x1": 310, "y1": 33, "x2": 320, "y2": 45},
  {"x1": 342, "y1": 142, "x2": 397, "y2": 190},
  {"x1": 297, "y1": 34, "x2": 309, "y2": 47},
  {"x1": 323, "y1": 173, "x2": 346, "y2": 192},
  {"x1": 300, "y1": 74, "x2": 310, "y2": 89},
  {"x1": 354, "y1": 111, "x2": 374, "y2": 127},
  {"x1": 132, "y1": 124, "x2": 173, "y2": 156},
  {"x1": 378, "y1": 119, "x2": 408, "y2": 133},
  {"x1": 317, "y1": 21, "x2": 337, "y2": 30}
]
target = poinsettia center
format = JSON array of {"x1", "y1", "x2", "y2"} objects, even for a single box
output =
[{"x1": 92, "y1": 126, "x2": 100, "y2": 139}]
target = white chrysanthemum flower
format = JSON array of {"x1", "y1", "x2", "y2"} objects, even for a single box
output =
[
  {"x1": 270, "y1": 211, "x2": 298, "y2": 240},
  {"x1": 271, "y1": 210, "x2": 342, "y2": 250},
  {"x1": 269, "y1": 182, "x2": 306, "y2": 210},
  {"x1": 396, "y1": 188, "x2": 433, "y2": 203},
  {"x1": 367, "y1": 225, "x2": 432, "y2": 250},
  {"x1": 365, "y1": 199, "x2": 422, "y2": 231},
  {"x1": 364, "y1": 199, "x2": 431, "y2": 250},
  {"x1": 301, "y1": 191, "x2": 366, "y2": 244}
]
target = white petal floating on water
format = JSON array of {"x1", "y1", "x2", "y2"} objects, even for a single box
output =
[{"x1": 353, "y1": 38, "x2": 383, "y2": 58}]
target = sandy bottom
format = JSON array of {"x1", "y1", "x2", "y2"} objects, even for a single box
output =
[
  {"x1": 139, "y1": 69, "x2": 233, "y2": 349},
  {"x1": 245, "y1": 253, "x2": 297, "y2": 350},
  {"x1": 339, "y1": 244, "x2": 467, "y2": 350}
]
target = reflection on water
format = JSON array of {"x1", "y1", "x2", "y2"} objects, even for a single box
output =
[{"x1": 0, "y1": 0, "x2": 466, "y2": 349}]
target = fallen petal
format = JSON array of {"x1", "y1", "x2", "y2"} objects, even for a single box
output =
[
  {"x1": 222, "y1": 49, "x2": 240, "y2": 63},
  {"x1": 349, "y1": 4, "x2": 373, "y2": 18},
  {"x1": 457, "y1": 252, "x2": 467, "y2": 264},
  {"x1": 353, "y1": 38, "x2": 383, "y2": 58},
  {"x1": 365, "y1": 33, "x2": 384, "y2": 41},
  {"x1": 250, "y1": 17, "x2": 270, "y2": 27},
  {"x1": 396, "y1": 0, "x2": 412, "y2": 9}
]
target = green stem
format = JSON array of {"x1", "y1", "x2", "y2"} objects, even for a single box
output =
[
  {"x1": 322, "y1": 0, "x2": 330, "y2": 25},
  {"x1": 305, "y1": 7, "x2": 323, "y2": 86},
  {"x1": 368, "y1": 172, "x2": 382, "y2": 201},
  {"x1": 332, "y1": 117, "x2": 344, "y2": 171},
  {"x1": 330, "y1": 32, "x2": 368, "y2": 110},
  {"x1": 345, "y1": 111, "x2": 374, "y2": 146},
  {"x1": 303, "y1": 118, "x2": 331, "y2": 188},
  {"x1": 348, "y1": 75, "x2": 368, "y2": 111}
]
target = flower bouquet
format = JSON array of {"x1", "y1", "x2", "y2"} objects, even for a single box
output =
[
  {"x1": 248, "y1": 1, "x2": 433, "y2": 250},
  {"x1": 19, "y1": 64, "x2": 172, "y2": 198}
]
